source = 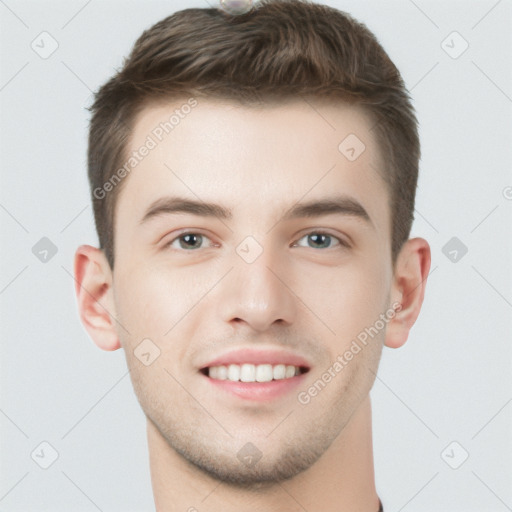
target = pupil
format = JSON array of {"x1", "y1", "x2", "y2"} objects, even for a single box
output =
[
  {"x1": 310, "y1": 234, "x2": 329, "y2": 248},
  {"x1": 181, "y1": 234, "x2": 201, "y2": 249}
]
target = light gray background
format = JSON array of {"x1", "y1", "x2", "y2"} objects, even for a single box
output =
[{"x1": 1, "y1": 0, "x2": 511, "y2": 510}]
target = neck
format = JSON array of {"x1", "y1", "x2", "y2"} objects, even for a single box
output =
[{"x1": 148, "y1": 395, "x2": 380, "y2": 512}]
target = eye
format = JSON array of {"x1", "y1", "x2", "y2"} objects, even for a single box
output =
[
  {"x1": 166, "y1": 232, "x2": 214, "y2": 250},
  {"x1": 294, "y1": 231, "x2": 347, "y2": 250}
]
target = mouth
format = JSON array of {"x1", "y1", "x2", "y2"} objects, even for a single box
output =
[
  {"x1": 198, "y1": 349, "x2": 311, "y2": 401},
  {"x1": 200, "y1": 363, "x2": 310, "y2": 382}
]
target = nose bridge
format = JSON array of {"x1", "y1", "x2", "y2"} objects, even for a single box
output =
[{"x1": 218, "y1": 240, "x2": 297, "y2": 331}]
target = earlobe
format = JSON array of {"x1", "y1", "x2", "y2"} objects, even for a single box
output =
[
  {"x1": 385, "y1": 237, "x2": 431, "y2": 349},
  {"x1": 73, "y1": 245, "x2": 121, "y2": 351}
]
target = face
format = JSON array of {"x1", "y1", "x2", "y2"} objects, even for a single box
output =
[{"x1": 111, "y1": 97, "x2": 394, "y2": 487}]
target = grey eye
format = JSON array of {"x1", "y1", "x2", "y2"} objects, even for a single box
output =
[{"x1": 296, "y1": 233, "x2": 341, "y2": 249}]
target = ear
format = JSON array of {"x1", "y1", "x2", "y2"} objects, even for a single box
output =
[
  {"x1": 385, "y1": 237, "x2": 431, "y2": 349},
  {"x1": 73, "y1": 245, "x2": 121, "y2": 351}
]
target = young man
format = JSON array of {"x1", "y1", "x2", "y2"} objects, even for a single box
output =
[{"x1": 74, "y1": 1, "x2": 430, "y2": 510}]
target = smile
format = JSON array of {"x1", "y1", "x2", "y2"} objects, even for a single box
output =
[
  {"x1": 198, "y1": 348, "x2": 312, "y2": 401},
  {"x1": 202, "y1": 363, "x2": 309, "y2": 382}
]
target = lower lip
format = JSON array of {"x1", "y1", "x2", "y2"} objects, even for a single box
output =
[{"x1": 201, "y1": 372, "x2": 308, "y2": 401}]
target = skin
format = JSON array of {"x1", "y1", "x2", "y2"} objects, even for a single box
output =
[{"x1": 74, "y1": 97, "x2": 430, "y2": 512}]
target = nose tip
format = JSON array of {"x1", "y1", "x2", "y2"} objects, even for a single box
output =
[{"x1": 218, "y1": 257, "x2": 297, "y2": 333}]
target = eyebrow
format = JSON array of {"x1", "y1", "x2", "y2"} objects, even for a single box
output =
[{"x1": 140, "y1": 195, "x2": 372, "y2": 226}]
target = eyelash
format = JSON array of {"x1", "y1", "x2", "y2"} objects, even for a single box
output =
[{"x1": 163, "y1": 230, "x2": 350, "y2": 251}]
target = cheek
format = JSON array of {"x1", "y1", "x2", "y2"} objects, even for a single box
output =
[
  {"x1": 113, "y1": 268, "x2": 170, "y2": 344},
  {"x1": 299, "y1": 255, "x2": 391, "y2": 339},
  {"x1": 113, "y1": 265, "x2": 215, "y2": 344}
]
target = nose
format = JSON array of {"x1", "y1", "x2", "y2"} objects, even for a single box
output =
[{"x1": 217, "y1": 245, "x2": 297, "y2": 333}]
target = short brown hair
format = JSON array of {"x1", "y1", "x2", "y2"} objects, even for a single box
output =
[{"x1": 88, "y1": 0, "x2": 419, "y2": 269}]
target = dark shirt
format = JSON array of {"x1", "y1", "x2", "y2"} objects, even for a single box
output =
[{"x1": 378, "y1": 498, "x2": 384, "y2": 512}]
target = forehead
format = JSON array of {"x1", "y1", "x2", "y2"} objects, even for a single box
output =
[{"x1": 115, "y1": 97, "x2": 389, "y2": 234}]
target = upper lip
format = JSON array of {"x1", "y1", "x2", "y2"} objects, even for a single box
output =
[{"x1": 199, "y1": 348, "x2": 311, "y2": 370}]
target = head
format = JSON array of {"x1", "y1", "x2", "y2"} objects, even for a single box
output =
[{"x1": 76, "y1": 0, "x2": 430, "y2": 488}]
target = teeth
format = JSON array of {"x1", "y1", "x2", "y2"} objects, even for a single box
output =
[
  {"x1": 240, "y1": 364, "x2": 256, "y2": 382},
  {"x1": 216, "y1": 365, "x2": 228, "y2": 380},
  {"x1": 228, "y1": 364, "x2": 240, "y2": 381},
  {"x1": 285, "y1": 365, "x2": 296, "y2": 378},
  {"x1": 256, "y1": 364, "x2": 273, "y2": 382},
  {"x1": 273, "y1": 364, "x2": 286, "y2": 380},
  {"x1": 207, "y1": 363, "x2": 302, "y2": 382}
]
